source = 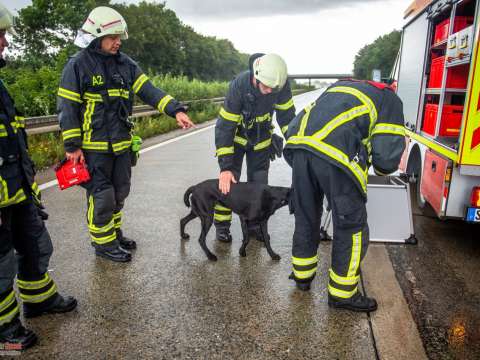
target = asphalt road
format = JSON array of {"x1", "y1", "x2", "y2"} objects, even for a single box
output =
[{"x1": 17, "y1": 88, "x2": 479, "y2": 359}]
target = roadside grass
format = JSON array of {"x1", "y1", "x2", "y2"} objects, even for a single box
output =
[{"x1": 28, "y1": 102, "x2": 220, "y2": 170}]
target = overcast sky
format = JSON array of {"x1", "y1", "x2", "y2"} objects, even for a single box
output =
[{"x1": 5, "y1": 0, "x2": 411, "y2": 75}]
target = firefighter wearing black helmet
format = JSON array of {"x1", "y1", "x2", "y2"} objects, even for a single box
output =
[
  {"x1": 0, "y1": 5, "x2": 77, "y2": 350},
  {"x1": 57, "y1": 6, "x2": 194, "y2": 263},
  {"x1": 284, "y1": 80, "x2": 406, "y2": 312},
  {"x1": 214, "y1": 53, "x2": 296, "y2": 242}
]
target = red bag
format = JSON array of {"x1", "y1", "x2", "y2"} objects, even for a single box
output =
[{"x1": 55, "y1": 159, "x2": 91, "y2": 190}]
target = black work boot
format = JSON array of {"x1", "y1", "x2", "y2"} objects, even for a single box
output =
[
  {"x1": 95, "y1": 244, "x2": 132, "y2": 262},
  {"x1": 289, "y1": 273, "x2": 312, "y2": 291},
  {"x1": 0, "y1": 318, "x2": 37, "y2": 350},
  {"x1": 328, "y1": 291, "x2": 378, "y2": 313},
  {"x1": 24, "y1": 293, "x2": 78, "y2": 318},
  {"x1": 216, "y1": 228, "x2": 232, "y2": 243},
  {"x1": 116, "y1": 230, "x2": 137, "y2": 250}
]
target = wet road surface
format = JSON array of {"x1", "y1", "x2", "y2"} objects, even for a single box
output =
[{"x1": 15, "y1": 89, "x2": 453, "y2": 359}]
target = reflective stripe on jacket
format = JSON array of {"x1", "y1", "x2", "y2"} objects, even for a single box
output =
[
  {"x1": 57, "y1": 45, "x2": 184, "y2": 154},
  {"x1": 215, "y1": 71, "x2": 295, "y2": 171},
  {"x1": 0, "y1": 80, "x2": 40, "y2": 208},
  {"x1": 284, "y1": 80, "x2": 406, "y2": 197}
]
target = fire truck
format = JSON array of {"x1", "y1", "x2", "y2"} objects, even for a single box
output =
[{"x1": 396, "y1": 0, "x2": 480, "y2": 222}]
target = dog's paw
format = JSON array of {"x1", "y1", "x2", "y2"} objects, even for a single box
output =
[
  {"x1": 271, "y1": 254, "x2": 281, "y2": 261},
  {"x1": 180, "y1": 233, "x2": 190, "y2": 240},
  {"x1": 207, "y1": 254, "x2": 218, "y2": 261}
]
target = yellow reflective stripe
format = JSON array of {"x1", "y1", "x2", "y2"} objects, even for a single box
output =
[
  {"x1": 87, "y1": 195, "x2": 115, "y2": 233},
  {"x1": 214, "y1": 214, "x2": 232, "y2": 222},
  {"x1": 88, "y1": 220, "x2": 114, "y2": 234},
  {"x1": 347, "y1": 231, "x2": 362, "y2": 278},
  {"x1": 275, "y1": 98, "x2": 294, "y2": 111},
  {"x1": 19, "y1": 283, "x2": 57, "y2": 303},
  {"x1": 298, "y1": 102, "x2": 316, "y2": 137},
  {"x1": 214, "y1": 204, "x2": 231, "y2": 212},
  {"x1": 281, "y1": 125, "x2": 289, "y2": 134},
  {"x1": 0, "y1": 185, "x2": 27, "y2": 208},
  {"x1": 108, "y1": 89, "x2": 129, "y2": 99},
  {"x1": 62, "y1": 128, "x2": 82, "y2": 140},
  {"x1": 256, "y1": 113, "x2": 271, "y2": 123},
  {"x1": 219, "y1": 107, "x2": 242, "y2": 123},
  {"x1": 58, "y1": 87, "x2": 82, "y2": 103},
  {"x1": 112, "y1": 140, "x2": 132, "y2": 153},
  {"x1": 14, "y1": 116, "x2": 25, "y2": 128},
  {"x1": 328, "y1": 284, "x2": 358, "y2": 299},
  {"x1": 372, "y1": 123, "x2": 406, "y2": 137},
  {"x1": 312, "y1": 105, "x2": 370, "y2": 140},
  {"x1": 0, "y1": 305, "x2": 19, "y2": 325},
  {"x1": 82, "y1": 100, "x2": 96, "y2": 142},
  {"x1": 287, "y1": 136, "x2": 368, "y2": 193},
  {"x1": 405, "y1": 129, "x2": 458, "y2": 161},
  {"x1": 90, "y1": 232, "x2": 117, "y2": 244},
  {"x1": 82, "y1": 141, "x2": 109, "y2": 151},
  {"x1": 157, "y1": 95, "x2": 174, "y2": 114},
  {"x1": 113, "y1": 212, "x2": 122, "y2": 220},
  {"x1": 292, "y1": 255, "x2": 318, "y2": 266},
  {"x1": 83, "y1": 92, "x2": 103, "y2": 101},
  {"x1": 327, "y1": 86, "x2": 378, "y2": 135},
  {"x1": 216, "y1": 146, "x2": 234, "y2": 157},
  {"x1": 31, "y1": 182, "x2": 40, "y2": 196},
  {"x1": 234, "y1": 136, "x2": 248, "y2": 146},
  {"x1": 293, "y1": 267, "x2": 317, "y2": 279},
  {"x1": 133, "y1": 74, "x2": 149, "y2": 93},
  {"x1": 16, "y1": 273, "x2": 50, "y2": 290},
  {"x1": 329, "y1": 269, "x2": 360, "y2": 286},
  {"x1": 0, "y1": 291, "x2": 15, "y2": 312},
  {"x1": 254, "y1": 138, "x2": 272, "y2": 151},
  {"x1": 0, "y1": 124, "x2": 7, "y2": 137}
]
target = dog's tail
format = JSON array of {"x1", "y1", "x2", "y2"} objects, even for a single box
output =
[{"x1": 183, "y1": 186, "x2": 195, "y2": 207}]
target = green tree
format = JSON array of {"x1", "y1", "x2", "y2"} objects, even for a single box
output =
[{"x1": 353, "y1": 30, "x2": 402, "y2": 80}]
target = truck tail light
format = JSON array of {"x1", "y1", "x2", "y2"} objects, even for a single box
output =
[{"x1": 471, "y1": 187, "x2": 480, "y2": 207}]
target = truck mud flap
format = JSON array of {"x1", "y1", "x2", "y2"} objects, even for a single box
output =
[{"x1": 321, "y1": 176, "x2": 417, "y2": 244}]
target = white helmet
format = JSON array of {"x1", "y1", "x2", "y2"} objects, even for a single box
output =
[
  {"x1": 252, "y1": 54, "x2": 288, "y2": 90},
  {"x1": 81, "y1": 6, "x2": 128, "y2": 40},
  {"x1": 0, "y1": 4, "x2": 16, "y2": 35}
]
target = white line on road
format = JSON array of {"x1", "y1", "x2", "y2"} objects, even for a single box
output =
[{"x1": 39, "y1": 124, "x2": 215, "y2": 192}]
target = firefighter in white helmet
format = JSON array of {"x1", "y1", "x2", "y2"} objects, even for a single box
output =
[
  {"x1": 0, "y1": 3, "x2": 77, "y2": 350},
  {"x1": 58, "y1": 6, "x2": 194, "y2": 262},
  {"x1": 214, "y1": 53, "x2": 295, "y2": 242}
]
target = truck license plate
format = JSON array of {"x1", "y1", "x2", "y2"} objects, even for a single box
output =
[{"x1": 466, "y1": 207, "x2": 480, "y2": 222}]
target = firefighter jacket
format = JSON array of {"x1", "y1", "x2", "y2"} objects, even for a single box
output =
[
  {"x1": 57, "y1": 43, "x2": 185, "y2": 154},
  {"x1": 284, "y1": 80, "x2": 406, "y2": 197},
  {"x1": 0, "y1": 80, "x2": 41, "y2": 208},
  {"x1": 215, "y1": 71, "x2": 296, "y2": 171}
]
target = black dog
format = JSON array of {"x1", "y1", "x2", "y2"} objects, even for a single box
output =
[{"x1": 180, "y1": 179, "x2": 291, "y2": 261}]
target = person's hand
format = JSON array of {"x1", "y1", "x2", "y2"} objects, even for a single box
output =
[
  {"x1": 175, "y1": 112, "x2": 195, "y2": 129},
  {"x1": 66, "y1": 149, "x2": 85, "y2": 165},
  {"x1": 219, "y1": 171, "x2": 237, "y2": 195}
]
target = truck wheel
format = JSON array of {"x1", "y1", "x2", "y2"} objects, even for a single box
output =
[{"x1": 415, "y1": 170, "x2": 427, "y2": 209}]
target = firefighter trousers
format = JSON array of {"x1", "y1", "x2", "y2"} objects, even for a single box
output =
[
  {"x1": 290, "y1": 150, "x2": 369, "y2": 299},
  {"x1": 0, "y1": 198, "x2": 58, "y2": 328},
  {"x1": 214, "y1": 144, "x2": 270, "y2": 230},
  {"x1": 83, "y1": 151, "x2": 131, "y2": 248}
]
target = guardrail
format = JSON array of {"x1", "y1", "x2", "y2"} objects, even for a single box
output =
[{"x1": 25, "y1": 88, "x2": 309, "y2": 135}]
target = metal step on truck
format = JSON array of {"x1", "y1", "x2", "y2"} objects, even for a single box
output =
[{"x1": 396, "y1": 0, "x2": 480, "y2": 223}]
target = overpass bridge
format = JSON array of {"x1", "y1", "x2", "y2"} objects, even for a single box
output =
[{"x1": 288, "y1": 73, "x2": 353, "y2": 87}]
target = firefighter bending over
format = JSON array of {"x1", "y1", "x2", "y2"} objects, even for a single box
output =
[
  {"x1": 284, "y1": 80, "x2": 406, "y2": 312},
  {"x1": 215, "y1": 53, "x2": 295, "y2": 242},
  {"x1": 57, "y1": 7, "x2": 194, "y2": 263},
  {"x1": 0, "y1": 5, "x2": 77, "y2": 350}
]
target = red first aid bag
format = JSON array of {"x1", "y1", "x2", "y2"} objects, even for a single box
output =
[{"x1": 55, "y1": 159, "x2": 91, "y2": 190}]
